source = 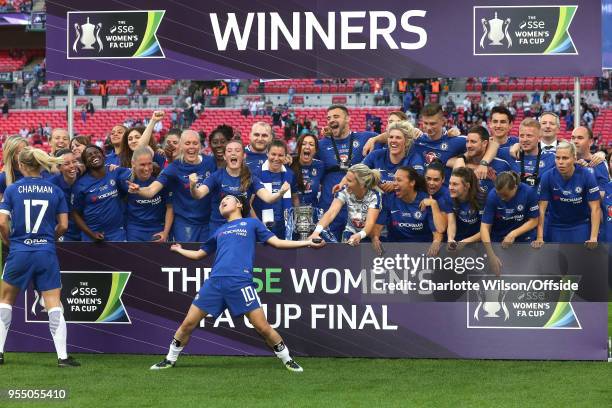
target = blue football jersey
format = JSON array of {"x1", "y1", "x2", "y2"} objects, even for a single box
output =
[
  {"x1": 204, "y1": 168, "x2": 263, "y2": 226},
  {"x1": 539, "y1": 166, "x2": 600, "y2": 227},
  {"x1": 376, "y1": 191, "x2": 436, "y2": 242},
  {"x1": 71, "y1": 167, "x2": 131, "y2": 233},
  {"x1": 156, "y1": 156, "x2": 216, "y2": 224},
  {"x1": 201, "y1": 218, "x2": 275, "y2": 279},
  {"x1": 0, "y1": 177, "x2": 68, "y2": 252},
  {"x1": 482, "y1": 183, "x2": 539, "y2": 241}
]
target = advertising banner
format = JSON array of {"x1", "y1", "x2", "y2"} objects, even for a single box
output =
[
  {"x1": 7, "y1": 242, "x2": 608, "y2": 360},
  {"x1": 45, "y1": 0, "x2": 602, "y2": 79}
]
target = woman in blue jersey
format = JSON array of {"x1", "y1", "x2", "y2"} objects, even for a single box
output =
[
  {"x1": 49, "y1": 128, "x2": 69, "y2": 157},
  {"x1": 49, "y1": 149, "x2": 81, "y2": 241},
  {"x1": 118, "y1": 111, "x2": 166, "y2": 169},
  {"x1": 424, "y1": 161, "x2": 453, "y2": 216},
  {"x1": 447, "y1": 167, "x2": 483, "y2": 248},
  {"x1": 360, "y1": 110, "x2": 423, "y2": 156},
  {"x1": 290, "y1": 133, "x2": 324, "y2": 207},
  {"x1": 189, "y1": 140, "x2": 290, "y2": 235},
  {"x1": 71, "y1": 145, "x2": 132, "y2": 242},
  {"x1": 69, "y1": 135, "x2": 89, "y2": 159},
  {"x1": 362, "y1": 121, "x2": 425, "y2": 193},
  {"x1": 535, "y1": 141, "x2": 600, "y2": 248},
  {"x1": 481, "y1": 171, "x2": 539, "y2": 246},
  {"x1": 161, "y1": 129, "x2": 181, "y2": 168},
  {"x1": 69, "y1": 135, "x2": 89, "y2": 175},
  {"x1": 208, "y1": 124, "x2": 233, "y2": 168},
  {"x1": 150, "y1": 194, "x2": 324, "y2": 372},
  {"x1": 310, "y1": 164, "x2": 382, "y2": 245},
  {"x1": 0, "y1": 135, "x2": 28, "y2": 199},
  {"x1": 373, "y1": 167, "x2": 446, "y2": 248},
  {"x1": 127, "y1": 129, "x2": 216, "y2": 242},
  {"x1": 252, "y1": 139, "x2": 295, "y2": 238},
  {"x1": 104, "y1": 124, "x2": 127, "y2": 166},
  {"x1": 126, "y1": 147, "x2": 173, "y2": 242},
  {"x1": 0, "y1": 147, "x2": 79, "y2": 367}
]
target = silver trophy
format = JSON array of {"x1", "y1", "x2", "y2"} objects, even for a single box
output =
[{"x1": 285, "y1": 206, "x2": 315, "y2": 241}]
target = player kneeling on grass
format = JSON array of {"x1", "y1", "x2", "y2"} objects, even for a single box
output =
[{"x1": 150, "y1": 194, "x2": 325, "y2": 372}]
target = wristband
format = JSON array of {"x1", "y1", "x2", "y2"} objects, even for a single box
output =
[
  {"x1": 314, "y1": 225, "x2": 323, "y2": 234},
  {"x1": 358, "y1": 230, "x2": 367, "y2": 239}
]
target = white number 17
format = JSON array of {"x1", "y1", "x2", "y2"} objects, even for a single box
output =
[{"x1": 24, "y1": 199, "x2": 48, "y2": 233}]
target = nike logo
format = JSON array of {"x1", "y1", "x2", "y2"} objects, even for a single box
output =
[
  {"x1": 245, "y1": 301, "x2": 255, "y2": 307},
  {"x1": 391, "y1": 210, "x2": 400, "y2": 213}
]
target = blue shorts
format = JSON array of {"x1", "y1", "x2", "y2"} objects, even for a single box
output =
[
  {"x1": 2, "y1": 251, "x2": 61, "y2": 291},
  {"x1": 172, "y1": 217, "x2": 209, "y2": 242},
  {"x1": 548, "y1": 223, "x2": 590, "y2": 243},
  {"x1": 127, "y1": 224, "x2": 164, "y2": 242},
  {"x1": 192, "y1": 277, "x2": 261, "y2": 319},
  {"x1": 81, "y1": 227, "x2": 126, "y2": 242}
]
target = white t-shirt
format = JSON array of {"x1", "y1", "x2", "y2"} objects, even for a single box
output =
[
  {"x1": 335, "y1": 187, "x2": 382, "y2": 238},
  {"x1": 560, "y1": 97, "x2": 570, "y2": 110}
]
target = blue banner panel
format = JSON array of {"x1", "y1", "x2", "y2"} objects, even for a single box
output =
[
  {"x1": 45, "y1": 1, "x2": 602, "y2": 79},
  {"x1": 7, "y1": 242, "x2": 608, "y2": 360}
]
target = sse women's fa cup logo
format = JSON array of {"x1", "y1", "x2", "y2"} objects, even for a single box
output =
[
  {"x1": 480, "y1": 12, "x2": 512, "y2": 48},
  {"x1": 73, "y1": 17, "x2": 103, "y2": 53}
]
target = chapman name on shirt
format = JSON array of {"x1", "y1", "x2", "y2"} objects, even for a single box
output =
[{"x1": 18, "y1": 184, "x2": 53, "y2": 194}]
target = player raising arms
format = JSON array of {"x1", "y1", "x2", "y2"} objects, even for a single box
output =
[
  {"x1": 0, "y1": 147, "x2": 80, "y2": 367},
  {"x1": 150, "y1": 194, "x2": 325, "y2": 372}
]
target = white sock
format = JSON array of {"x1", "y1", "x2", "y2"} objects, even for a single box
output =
[
  {"x1": 273, "y1": 341, "x2": 291, "y2": 364},
  {"x1": 0, "y1": 303, "x2": 12, "y2": 353},
  {"x1": 48, "y1": 307, "x2": 68, "y2": 360},
  {"x1": 166, "y1": 338, "x2": 184, "y2": 362}
]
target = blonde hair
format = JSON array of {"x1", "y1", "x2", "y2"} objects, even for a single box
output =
[
  {"x1": 556, "y1": 140, "x2": 577, "y2": 158},
  {"x1": 18, "y1": 146, "x2": 64, "y2": 174},
  {"x1": 132, "y1": 146, "x2": 154, "y2": 163},
  {"x1": 177, "y1": 129, "x2": 201, "y2": 163},
  {"x1": 3, "y1": 135, "x2": 28, "y2": 186},
  {"x1": 50, "y1": 128, "x2": 69, "y2": 154},
  {"x1": 519, "y1": 117, "x2": 541, "y2": 131},
  {"x1": 388, "y1": 121, "x2": 419, "y2": 151},
  {"x1": 348, "y1": 163, "x2": 382, "y2": 191}
]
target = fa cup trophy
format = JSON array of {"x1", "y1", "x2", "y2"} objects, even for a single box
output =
[{"x1": 285, "y1": 206, "x2": 315, "y2": 241}]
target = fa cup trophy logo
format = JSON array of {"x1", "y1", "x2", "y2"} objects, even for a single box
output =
[
  {"x1": 474, "y1": 287, "x2": 510, "y2": 321},
  {"x1": 480, "y1": 12, "x2": 512, "y2": 48},
  {"x1": 73, "y1": 17, "x2": 103, "y2": 53}
]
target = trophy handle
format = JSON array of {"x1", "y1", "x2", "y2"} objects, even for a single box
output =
[
  {"x1": 73, "y1": 23, "x2": 81, "y2": 52},
  {"x1": 284, "y1": 208, "x2": 294, "y2": 240},
  {"x1": 96, "y1": 23, "x2": 103, "y2": 52},
  {"x1": 479, "y1": 19, "x2": 487, "y2": 49},
  {"x1": 504, "y1": 19, "x2": 512, "y2": 48}
]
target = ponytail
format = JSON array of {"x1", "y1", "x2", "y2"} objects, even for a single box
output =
[
  {"x1": 19, "y1": 147, "x2": 64, "y2": 173},
  {"x1": 239, "y1": 161, "x2": 252, "y2": 193},
  {"x1": 348, "y1": 163, "x2": 382, "y2": 192}
]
